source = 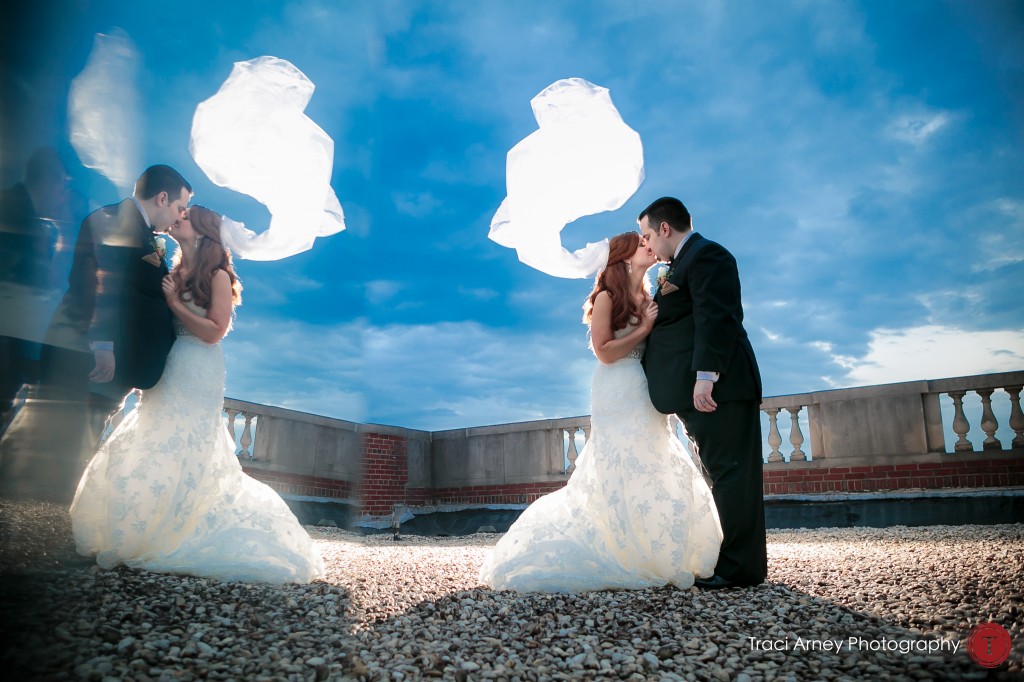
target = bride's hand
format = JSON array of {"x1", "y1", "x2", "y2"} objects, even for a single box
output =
[
  {"x1": 161, "y1": 275, "x2": 179, "y2": 305},
  {"x1": 640, "y1": 300, "x2": 658, "y2": 333}
]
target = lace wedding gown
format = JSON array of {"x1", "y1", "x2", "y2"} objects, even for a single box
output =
[
  {"x1": 479, "y1": 327, "x2": 723, "y2": 592},
  {"x1": 70, "y1": 300, "x2": 324, "y2": 583}
]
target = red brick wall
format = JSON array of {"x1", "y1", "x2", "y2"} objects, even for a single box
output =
[
  {"x1": 241, "y1": 467, "x2": 353, "y2": 499},
  {"x1": 763, "y1": 459, "x2": 1024, "y2": 495},
  {"x1": 406, "y1": 482, "x2": 566, "y2": 507},
  {"x1": 247, "y1": 438, "x2": 1022, "y2": 517},
  {"x1": 357, "y1": 433, "x2": 409, "y2": 517}
]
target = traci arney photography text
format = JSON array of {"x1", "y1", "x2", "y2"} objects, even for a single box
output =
[{"x1": 749, "y1": 637, "x2": 961, "y2": 655}]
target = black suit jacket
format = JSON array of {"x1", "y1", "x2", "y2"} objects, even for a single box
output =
[
  {"x1": 45, "y1": 199, "x2": 174, "y2": 392},
  {"x1": 642, "y1": 232, "x2": 762, "y2": 414}
]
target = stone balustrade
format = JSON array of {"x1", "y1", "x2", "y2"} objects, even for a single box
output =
[
  {"x1": 5, "y1": 370, "x2": 1017, "y2": 525},
  {"x1": 223, "y1": 398, "x2": 259, "y2": 460},
  {"x1": 756, "y1": 371, "x2": 1023, "y2": 461},
  {"x1": 207, "y1": 371, "x2": 1024, "y2": 521}
]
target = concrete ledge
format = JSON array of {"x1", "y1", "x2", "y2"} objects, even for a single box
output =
[
  {"x1": 765, "y1": 487, "x2": 1024, "y2": 529},
  {"x1": 763, "y1": 450, "x2": 1024, "y2": 470},
  {"x1": 430, "y1": 416, "x2": 590, "y2": 439},
  {"x1": 765, "y1": 486, "x2": 1024, "y2": 502},
  {"x1": 280, "y1": 487, "x2": 1024, "y2": 536}
]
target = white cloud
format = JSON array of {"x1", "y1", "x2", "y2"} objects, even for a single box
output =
[
  {"x1": 831, "y1": 325, "x2": 1024, "y2": 386},
  {"x1": 809, "y1": 1, "x2": 869, "y2": 52},
  {"x1": 419, "y1": 144, "x2": 496, "y2": 185},
  {"x1": 975, "y1": 232, "x2": 1024, "y2": 271},
  {"x1": 888, "y1": 111, "x2": 953, "y2": 146},
  {"x1": 456, "y1": 285, "x2": 499, "y2": 301},
  {"x1": 972, "y1": 198, "x2": 1024, "y2": 271},
  {"x1": 222, "y1": 315, "x2": 598, "y2": 431},
  {"x1": 282, "y1": 274, "x2": 324, "y2": 291},
  {"x1": 223, "y1": 317, "x2": 367, "y2": 422},
  {"x1": 392, "y1": 191, "x2": 443, "y2": 219},
  {"x1": 915, "y1": 288, "x2": 983, "y2": 323},
  {"x1": 809, "y1": 340, "x2": 834, "y2": 354},
  {"x1": 240, "y1": 279, "x2": 288, "y2": 306},
  {"x1": 240, "y1": 272, "x2": 326, "y2": 306},
  {"x1": 364, "y1": 321, "x2": 594, "y2": 430},
  {"x1": 366, "y1": 280, "x2": 403, "y2": 305}
]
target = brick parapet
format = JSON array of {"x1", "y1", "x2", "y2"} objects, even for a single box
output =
[
  {"x1": 357, "y1": 432, "x2": 409, "y2": 517},
  {"x1": 246, "y1": 451, "x2": 1022, "y2": 516},
  {"x1": 761, "y1": 458, "x2": 1024, "y2": 494}
]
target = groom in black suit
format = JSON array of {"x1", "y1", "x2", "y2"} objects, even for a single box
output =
[
  {"x1": 0, "y1": 165, "x2": 191, "y2": 502},
  {"x1": 639, "y1": 197, "x2": 767, "y2": 589}
]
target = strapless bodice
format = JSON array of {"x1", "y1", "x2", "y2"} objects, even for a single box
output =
[
  {"x1": 173, "y1": 299, "x2": 208, "y2": 339},
  {"x1": 617, "y1": 323, "x2": 645, "y2": 360}
]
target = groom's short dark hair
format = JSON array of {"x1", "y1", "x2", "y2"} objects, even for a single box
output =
[
  {"x1": 639, "y1": 197, "x2": 691, "y2": 233},
  {"x1": 134, "y1": 165, "x2": 192, "y2": 201}
]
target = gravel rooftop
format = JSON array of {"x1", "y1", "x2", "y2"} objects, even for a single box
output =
[{"x1": 0, "y1": 497, "x2": 1021, "y2": 681}]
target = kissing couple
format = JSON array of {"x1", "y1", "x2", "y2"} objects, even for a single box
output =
[
  {"x1": 31, "y1": 164, "x2": 322, "y2": 583},
  {"x1": 481, "y1": 197, "x2": 767, "y2": 592}
]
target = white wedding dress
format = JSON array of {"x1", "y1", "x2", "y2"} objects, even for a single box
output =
[
  {"x1": 479, "y1": 326, "x2": 723, "y2": 592},
  {"x1": 70, "y1": 300, "x2": 324, "y2": 584}
]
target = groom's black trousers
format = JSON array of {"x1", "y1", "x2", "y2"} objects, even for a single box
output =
[{"x1": 677, "y1": 399, "x2": 767, "y2": 586}]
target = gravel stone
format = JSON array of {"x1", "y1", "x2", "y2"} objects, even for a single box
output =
[{"x1": 1, "y1": 497, "x2": 1021, "y2": 680}]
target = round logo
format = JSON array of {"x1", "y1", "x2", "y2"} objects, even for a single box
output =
[{"x1": 966, "y1": 622, "x2": 1012, "y2": 668}]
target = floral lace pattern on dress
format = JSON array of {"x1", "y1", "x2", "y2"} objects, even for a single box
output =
[
  {"x1": 479, "y1": 326, "x2": 722, "y2": 593},
  {"x1": 70, "y1": 300, "x2": 324, "y2": 584}
]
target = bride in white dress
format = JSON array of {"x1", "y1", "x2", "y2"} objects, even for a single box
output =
[
  {"x1": 69, "y1": 206, "x2": 323, "y2": 584},
  {"x1": 480, "y1": 232, "x2": 722, "y2": 592}
]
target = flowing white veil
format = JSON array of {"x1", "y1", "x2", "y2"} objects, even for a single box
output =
[
  {"x1": 67, "y1": 29, "x2": 143, "y2": 194},
  {"x1": 488, "y1": 78, "x2": 644, "y2": 279},
  {"x1": 190, "y1": 56, "x2": 345, "y2": 260}
]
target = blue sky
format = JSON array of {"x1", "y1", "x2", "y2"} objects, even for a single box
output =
[{"x1": 5, "y1": 0, "x2": 1023, "y2": 432}]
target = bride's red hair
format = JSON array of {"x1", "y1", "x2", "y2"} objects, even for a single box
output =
[
  {"x1": 172, "y1": 206, "x2": 242, "y2": 309},
  {"x1": 582, "y1": 232, "x2": 642, "y2": 332}
]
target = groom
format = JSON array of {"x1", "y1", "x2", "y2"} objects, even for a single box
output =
[
  {"x1": 0, "y1": 165, "x2": 191, "y2": 502},
  {"x1": 639, "y1": 197, "x2": 767, "y2": 589}
]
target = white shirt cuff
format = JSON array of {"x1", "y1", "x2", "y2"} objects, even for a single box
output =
[{"x1": 697, "y1": 371, "x2": 719, "y2": 382}]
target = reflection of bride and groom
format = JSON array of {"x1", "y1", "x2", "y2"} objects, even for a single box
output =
[{"x1": 4, "y1": 157, "x2": 766, "y2": 592}]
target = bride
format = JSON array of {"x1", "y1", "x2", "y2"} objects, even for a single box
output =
[
  {"x1": 479, "y1": 232, "x2": 722, "y2": 592},
  {"x1": 69, "y1": 206, "x2": 323, "y2": 584}
]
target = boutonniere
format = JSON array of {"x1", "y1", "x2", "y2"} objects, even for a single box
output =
[
  {"x1": 656, "y1": 265, "x2": 672, "y2": 289},
  {"x1": 655, "y1": 264, "x2": 680, "y2": 295},
  {"x1": 142, "y1": 236, "x2": 168, "y2": 267}
]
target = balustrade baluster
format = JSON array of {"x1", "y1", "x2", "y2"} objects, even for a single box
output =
[
  {"x1": 238, "y1": 413, "x2": 254, "y2": 460},
  {"x1": 948, "y1": 391, "x2": 973, "y2": 452},
  {"x1": 1005, "y1": 386, "x2": 1024, "y2": 449},
  {"x1": 976, "y1": 388, "x2": 1002, "y2": 450},
  {"x1": 225, "y1": 409, "x2": 238, "y2": 440},
  {"x1": 765, "y1": 408, "x2": 783, "y2": 463},
  {"x1": 565, "y1": 427, "x2": 580, "y2": 474},
  {"x1": 786, "y1": 406, "x2": 807, "y2": 461}
]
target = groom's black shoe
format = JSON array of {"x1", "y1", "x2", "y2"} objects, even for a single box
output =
[{"x1": 694, "y1": 574, "x2": 736, "y2": 590}]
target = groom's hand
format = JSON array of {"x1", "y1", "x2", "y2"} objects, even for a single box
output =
[
  {"x1": 693, "y1": 380, "x2": 717, "y2": 413},
  {"x1": 89, "y1": 350, "x2": 115, "y2": 383}
]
